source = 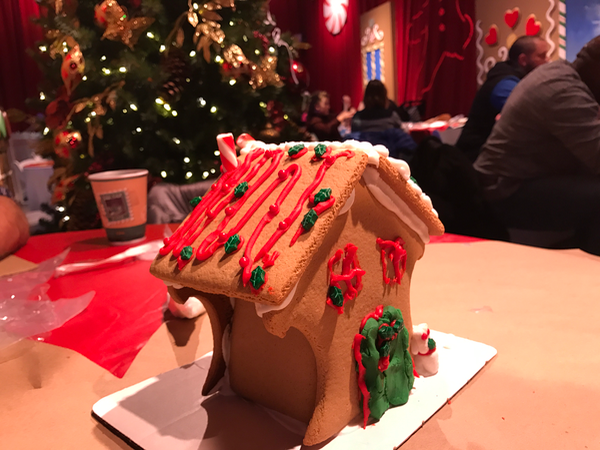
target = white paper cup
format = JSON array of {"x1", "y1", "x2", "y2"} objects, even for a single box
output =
[{"x1": 89, "y1": 169, "x2": 148, "y2": 245}]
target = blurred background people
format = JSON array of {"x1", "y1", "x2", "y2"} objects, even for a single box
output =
[
  {"x1": 474, "y1": 36, "x2": 600, "y2": 256},
  {"x1": 351, "y1": 79, "x2": 403, "y2": 132},
  {"x1": 349, "y1": 80, "x2": 416, "y2": 160},
  {"x1": 306, "y1": 91, "x2": 355, "y2": 141},
  {"x1": 457, "y1": 36, "x2": 550, "y2": 162}
]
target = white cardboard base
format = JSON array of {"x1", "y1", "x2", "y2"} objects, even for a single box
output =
[{"x1": 93, "y1": 331, "x2": 496, "y2": 450}]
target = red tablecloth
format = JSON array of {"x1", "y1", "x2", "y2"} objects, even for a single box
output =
[
  {"x1": 14, "y1": 225, "x2": 174, "y2": 377},
  {"x1": 13, "y1": 225, "x2": 481, "y2": 378}
]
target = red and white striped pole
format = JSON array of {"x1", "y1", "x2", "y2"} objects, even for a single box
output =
[{"x1": 216, "y1": 133, "x2": 238, "y2": 172}]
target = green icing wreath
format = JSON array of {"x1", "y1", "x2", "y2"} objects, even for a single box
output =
[{"x1": 358, "y1": 306, "x2": 414, "y2": 421}]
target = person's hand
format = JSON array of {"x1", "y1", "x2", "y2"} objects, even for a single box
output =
[
  {"x1": 337, "y1": 110, "x2": 355, "y2": 123},
  {"x1": 0, "y1": 196, "x2": 29, "y2": 259}
]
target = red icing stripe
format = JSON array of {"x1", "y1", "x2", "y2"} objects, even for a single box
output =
[
  {"x1": 327, "y1": 244, "x2": 365, "y2": 313},
  {"x1": 375, "y1": 237, "x2": 407, "y2": 285},
  {"x1": 359, "y1": 304, "x2": 384, "y2": 332},
  {"x1": 160, "y1": 143, "x2": 355, "y2": 293},
  {"x1": 353, "y1": 333, "x2": 371, "y2": 428}
]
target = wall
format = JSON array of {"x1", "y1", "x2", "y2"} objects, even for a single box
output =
[{"x1": 474, "y1": 0, "x2": 561, "y2": 85}]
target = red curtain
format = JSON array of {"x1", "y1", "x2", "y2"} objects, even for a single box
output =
[
  {"x1": 270, "y1": 0, "x2": 476, "y2": 118},
  {"x1": 400, "y1": 0, "x2": 476, "y2": 117},
  {"x1": 0, "y1": 0, "x2": 43, "y2": 112}
]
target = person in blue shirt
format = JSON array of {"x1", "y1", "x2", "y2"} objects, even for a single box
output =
[{"x1": 456, "y1": 36, "x2": 549, "y2": 162}]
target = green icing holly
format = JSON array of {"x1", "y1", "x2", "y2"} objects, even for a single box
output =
[
  {"x1": 250, "y1": 266, "x2": 266, "y2": 290},
  {"x1": 313, "y1": 188, "x2": 332, "y2": 205},
  {"x1": 314, "y1": 143, "x2": 327, "y2": 158},
  {"x1": 180, "y1": 246, "x2": 193, "y2": 260},
  {"x1": 378, "y1": 323, "x2": 394, "y2": 340},
  {"x1": 288, "y1": 143, "x2": 305, "y2": 156},
  {"x1": 190, "y1": 196, "x2": 202, "y2": 207},
  {"x1": 328, "y1": 286, "x2": 344, "y2": 307},
  {"x1": 224, "y1": 234, "x2": 241, "y2": 254},
  {"x1": 234, "y1": 182, "x2": 249, "y2": 198},
  {"x1": 410, "y1": 176, "x2": 419, "y2": 186},
  {"x1": 428, "y1": 337, "x2": 436, "y2": 351},
  {"x1": 301, "y1": 209, "x2": 318, "y2": 230},
  {"x1": 358, "y1": 306, "x2": 414, "y2": 422}
]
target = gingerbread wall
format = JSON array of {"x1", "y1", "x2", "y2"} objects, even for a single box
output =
[{"x1": 474, "y1": 0, "x2": 562, "y2": 85}]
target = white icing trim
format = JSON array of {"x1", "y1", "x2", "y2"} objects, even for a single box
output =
[
  {"x1": 497, "y1": 46, "x2": 508, "y2": 61},
  {"x1": 163, "y1": 280, "x2": 183, "y2": 289},
  {"x1": 387, "y1": 157, "x2": 411, "y2": 181},
  {"x1": 475, "y1": 20, "x2": 485, "y2": 85},
  {"x1": 363, "y1": 167, "x2": 431, "y2": 243},
  {"x1": 545, "y1": 0, "x2": 557, "y2": 58},
  {"x1": 255, "y1": 282, "x2": 298, "y2": 317},
  {"x1": 338, "y1": 188, "x2": 355, "y2": 215}
]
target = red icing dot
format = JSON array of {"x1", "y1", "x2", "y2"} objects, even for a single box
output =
[
  {"x1": 225, "y1": 207, "x2": 234, "y2": 216},
  {"x1": 278, "y1": 170, "x2": 287, "y2": 180},
  {"x1": 278, "y1": 220, "x2": 288, "y2": 230},
  {"x1": 269, "y1": 204, "x2": 279, "y2": 214},
  {"x1": 439, "y1": 23, "x2": 446, "y2": 32},
  {"x1": 206, "y1": 209, "x2": 216, "y2": 219},
  {"x1": 239, "y1": 256, "x2": 249, "y2": 267},
  {"x1": 439, "y1": 7, "x2": 445, "y2": 15},
  {"x1": 221, "y1": 184, "x2": 229, "y2": 192},
  {"x1": 218, "y1": 232, "x2": 228, "y2": 242}
]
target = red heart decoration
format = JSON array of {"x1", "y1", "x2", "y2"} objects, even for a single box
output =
[
  {"x1": 525, "y1": 15, "x2": 541, "y2": 36},
  {"x1": 485, "y1": 26, "x2": 498, "y2": 46},
  {"x1": 504, "y1": 8, "x2": 520, "y2": 29}
]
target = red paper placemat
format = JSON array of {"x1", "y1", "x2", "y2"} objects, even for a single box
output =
[{"x1": 15, "y1": 225, "x2": 173, "y2": 378}]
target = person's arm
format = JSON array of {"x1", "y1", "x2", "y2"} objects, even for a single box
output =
[
  {"x1": 549, "y1": 85, "x2": 600, "y2": 174},
  {"x1": 307, "y1": 115, "x2": 341, "y2": 140},
  {"x1": 490, "y1": 76, "x2": 520, "y2": 111},
  {"x1": 0, "y1": 196, "x2": 29, "y2": 259}
]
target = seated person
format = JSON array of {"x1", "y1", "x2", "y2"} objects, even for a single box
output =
[
  {"x1": 349, "y1": 80, "x2": 416, "y2": 160},
  {"x1": 306, "y1": 91, "x2": 355, "y2": 141},
  {"x1": 457, "y1": 36, "x2": 549, "y2": 162},
  {"x1": 474, "y1": 36, "x2": 600, "y2": 256},
  {"x1": 0, "y1": 195, "x2": 29, "y2": 259},
  {"x1": 351, "y1": 80, "x2": 403, "y2": 132}
]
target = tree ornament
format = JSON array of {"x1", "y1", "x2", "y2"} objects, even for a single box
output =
[
  {"x1": 60, "y1": 43, "x2": 85, "y2": 95},
  {"x1": 53, "y1": 130, "x2": 82, "y2": 159},
  {"x1": 95, "y1": 0, "x2": 155, "y2": 49},
  {"x1": 160, "y1": 48, "x2": 191, "y2": 102},
  {"x1": 290, "y1": 60, "x2": 309, "y2": 89}
]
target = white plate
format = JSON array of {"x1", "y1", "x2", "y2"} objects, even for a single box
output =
[{"x1": 93, "y1": 331, "x2": 496, "y2": 450}]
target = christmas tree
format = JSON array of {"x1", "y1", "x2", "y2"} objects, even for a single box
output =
[{"x1": 30, "y1": 0, "x2": 308, "y2": 231}]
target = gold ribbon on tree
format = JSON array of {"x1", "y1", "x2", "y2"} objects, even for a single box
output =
[
  {"x1": 166, "y1": 0, "x2": 235, "y2": 62},
  {"x1": 94, "y1": 0, "x2": 154, "y2": 49},
  {"x1": 64, "y1": 81, "x2": 124, "y2": 157},
  {"x1": 249, "y1": 55, "x2": 282, "y2": 90}
]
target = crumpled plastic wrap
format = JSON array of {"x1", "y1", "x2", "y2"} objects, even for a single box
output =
[{"x1": 0, "y1": 250, "x2": 94, "y2": 350}]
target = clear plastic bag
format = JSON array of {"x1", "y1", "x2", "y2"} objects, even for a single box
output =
[{"x1": 0, "y1": 250, "x2": 94, "y2": 350}]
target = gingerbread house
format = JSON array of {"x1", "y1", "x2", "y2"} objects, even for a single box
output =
[{"x1": 150, "y1": 134, "x2": 444, "y2": 446}]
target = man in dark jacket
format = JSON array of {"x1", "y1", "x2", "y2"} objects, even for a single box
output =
[
  {"x1": 456, "y1": 36, "x2": 549, "y2": 162},
  {"x1": 474, "y1": 36, "x2": 600, "y2": 255}
]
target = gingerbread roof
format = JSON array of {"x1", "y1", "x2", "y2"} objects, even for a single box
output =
[{"x1": 150, "y1": 139, "x2": 444, "y2": 305}]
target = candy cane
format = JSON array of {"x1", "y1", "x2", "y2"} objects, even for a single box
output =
[{"x1": 216, "y1": 133, "x2": 238, "y2": 172}]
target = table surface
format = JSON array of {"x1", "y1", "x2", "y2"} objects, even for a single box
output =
[{"x1": 2, "y1": 229, "x2": 600, "y2": 449}]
